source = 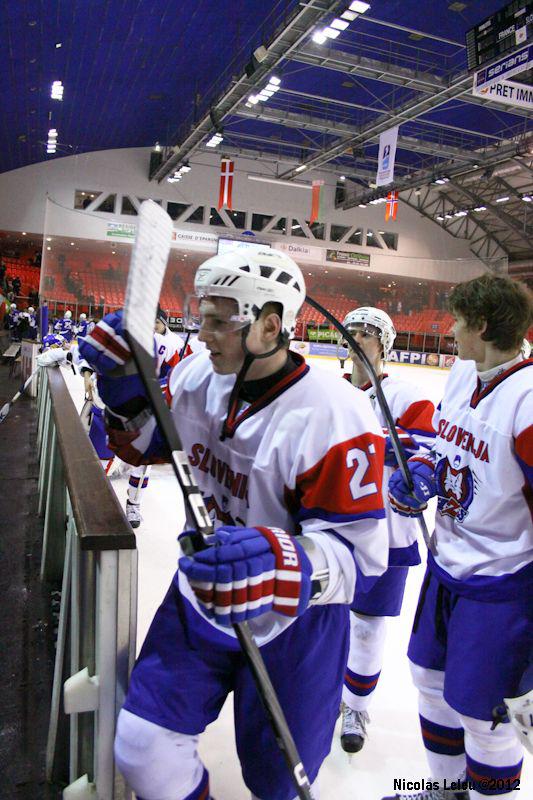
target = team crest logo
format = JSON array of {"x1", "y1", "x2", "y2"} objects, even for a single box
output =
[
  {"x1": 204, "y1": 494, "x2": 245, "y2": 527},
  {"x1": 435, "y1": 455, "x2": 475, "y2": 522}
]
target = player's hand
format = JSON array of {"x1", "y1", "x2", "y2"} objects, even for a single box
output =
[
  {"x1": 388, "y1": 459, "x2": 436, "y2": 516},
  {"x1": 179, "y1": 525, "x2": 313, "y2": 627},
  {"x1": 79, "y1": 310, "x2": 148, "y2": 410},
  {"x1": 384, "y1": 429, "x2": 420, "y2": 468},
  {"x1": 78, "y1": 310, "x2": 132, "y2": 376}
]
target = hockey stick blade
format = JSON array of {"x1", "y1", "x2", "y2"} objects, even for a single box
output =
[
  {"x1": 305, "y1": 294, "x2": 435, "y2": 554},
  {"x1": 122, "y1": 201, "x2": 315, "y2": 800}
]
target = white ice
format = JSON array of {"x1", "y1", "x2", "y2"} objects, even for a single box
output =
[{"x1": 61, "y1": 357, "x2": 531, "y2": 800}]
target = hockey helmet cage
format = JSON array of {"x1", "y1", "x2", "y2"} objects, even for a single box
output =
[
  {"x1": 193, "y1": 248, "x2": 305, "y2": 338},
  {"x1": 342, "y1": 306, "x2": 396, "y2": 358}
]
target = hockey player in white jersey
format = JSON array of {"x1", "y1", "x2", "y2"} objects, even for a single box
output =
[
  {"x1": 386, "y1": 273, "x2": 532, "y2": 800},
  {"x1": 79, "y1": 248, "x2": 389, "y2": 800},
  {"x1": 122, "y1": 307, "x2": 190, "y2": 528},
  {"x1": 339, "y1": 307, "x2": 436, "y2": 753}
]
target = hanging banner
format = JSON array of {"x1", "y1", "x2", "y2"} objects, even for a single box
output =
[
  {"x1": 473, "y1": 43, "x2": 533, "y2": 91},
  {"x1": 309, "y1": 180, "x2": 324, "y2": 224},
  {"x1": 385, "y1": 191, "x2": 399, "y2": 222},
  {"x1": 472, "y1": 77, "x2": 533, "y2": 110},
  {"x1": 376, "y1": 126, "x2": 399, "y2": 187},
  {"x1": 218, "y1": 159, "x2": 234, "y2": 211}
]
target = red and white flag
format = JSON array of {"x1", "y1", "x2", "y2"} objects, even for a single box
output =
[
  {"x1": 218, "y1": 158, "x2": 234, "y2": 211},
  {"x1": 385, "y1": 190, "x2": 398, "y2": 222}
]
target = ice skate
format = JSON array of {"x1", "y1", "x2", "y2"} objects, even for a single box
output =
[
  {"x1": 340, "y1": 704, "x2": 369, "y2": 753},
  {"x1": 126, "y1": 500, "x2": 142, "y2": 529}
]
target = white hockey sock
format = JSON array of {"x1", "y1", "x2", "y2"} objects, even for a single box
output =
[
  {"x1": 461, "y1": 713, "x2": 523, "y2": 800},
  {"x1": 342, "y1": 613, "x2": 387, "y2": 712},
  {"x1": 114, "y1": 709, "x2": 205, "y2": 800},
  {"x1": 411, "y1": 663, "x2": 466, "y2": 783}
]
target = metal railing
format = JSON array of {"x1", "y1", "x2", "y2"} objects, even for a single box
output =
[{"x1": 36, "y1": 365, "x2": 137, "y2": 799}]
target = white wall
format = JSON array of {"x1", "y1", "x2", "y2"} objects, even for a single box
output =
[{"x1": 0, "y1": 147, "x2": 485, "y2": 282}]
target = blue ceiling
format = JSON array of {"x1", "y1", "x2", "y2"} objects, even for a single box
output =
[{"x1": 0, "y1": 0, "x2": 531, "y2": 176}]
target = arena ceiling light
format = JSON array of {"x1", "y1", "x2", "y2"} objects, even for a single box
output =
[
  {"x1": 206, "y1": 132, "x2": 223, "y2": 148},
  {"x1": 167, "y1": 163, "x2": 192, "y2": 183},
  {"x1": 495, "y1": 196, "x2": 509, "y2": 203},
  {"x1": 46, "y1": 128, "x2": 58, "y2": 153},
  {"x1": 312, "y1": 2, "x2": 370, "y2": 45},
  {"x1": 522, "y1": 195, "x2": 533, "y2": 202},
  {"x1": 473, "y1": 205, "x2": 487, "y2": 211},
  {"x1": 246, "y1": 75, "x2": 281, "y2": 107},
  {"x1": 51, "y1": 80, "x2": 64, "y2": 100},
  {"x1": 433, "y1": 176, "x2": 450, "y2": 185}
]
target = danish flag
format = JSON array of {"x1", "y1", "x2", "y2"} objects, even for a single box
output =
[
  {"x1": 385, "y1": 191, "x2": 398, "y2": 221},
  {"x1": 218, "y1": 158, "x2": 234, "y2": 211}
]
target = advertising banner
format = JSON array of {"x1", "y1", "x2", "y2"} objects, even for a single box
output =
[
  {"x1": 326, "y1": 249, "x2": 371, "y2": 267},
  {"x1": 106, "y1": 222, "x2": 136, "y2": 240},
  {"x1": 474, "y1": 43, "x2": 533, "y2": 90},
  {"x1": 472, "y1": 77, "x2": 533, "y2": 110},
  {"x1": 307, "y1": 328, "x2": 339, "y2": 342}
]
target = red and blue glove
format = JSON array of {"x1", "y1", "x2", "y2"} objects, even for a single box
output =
[
  {"x1": 388, "y1": 459, "x2": 436, "y2": 517},
  {"x1": 78, "y1": 310, "x2": 148, "y2": 409},
  {"x1": 179, "y1": 526, "x2": 313, "y2": 627}
]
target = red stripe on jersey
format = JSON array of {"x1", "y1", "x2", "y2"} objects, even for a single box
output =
[
  {"x1": 90, "y1": 326, "x2": 130, "y2": 362},
  {"x1": 515, "y1": 424, "x2": 533, "y2": 467},
  {"x1": 294, "y1": 433, "x2": 385, "y2": 517},
  {"x1": 397, "y1": 399, "x2": 435, "y2": 434}
]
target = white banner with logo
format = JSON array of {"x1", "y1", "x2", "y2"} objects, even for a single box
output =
[{"x1": 376, "y1": 126, "x2": 399, "y2": 187}]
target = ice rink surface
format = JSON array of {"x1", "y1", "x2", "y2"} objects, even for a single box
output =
[{"x1": 62, "y1": 357, "x2": 531, "y2": 800}]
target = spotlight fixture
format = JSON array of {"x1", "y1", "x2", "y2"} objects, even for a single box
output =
[
  {"x1": 295, "y1": 164, "x2": 307, "y2": 172},
  {"x1": 495, "y1": 196, "x2": 509, "y2": 203},
  {"x1": 473, "y1": 205, "x2": 487, "y2": 212},
  {"x1": 522, "y1": 195, "x2": 533, "y2": 202},
  {"x1": 349, "y1": 1, "x2": 370, "y2": 11},
  {"x1": 433, "y1": 176, "x2": 450, "y2": 185},
  {"x1": 167, "y1": 163, "x2": 192, "y2": 183},
  {"x1": 312, "y1": 2, "x2": 370, "y2": 46}
]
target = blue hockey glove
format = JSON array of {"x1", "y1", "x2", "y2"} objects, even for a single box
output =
[
  {"x1": 384, "y1": 428, "x2": 420, "y2": 468},
  {"x1": 179, "y1": 525, "x2": 313, "y2": 627},
  {"x1": 388, "y1": 459, "x2": 436, "y2": 517},
  {"x1": 78, "y1": 310, "x2": 132, "y2": 376},
  {"x1": 79, "y1": 310, "x2": 148, "y2": 410}
]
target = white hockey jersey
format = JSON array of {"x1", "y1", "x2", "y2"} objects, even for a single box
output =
[
  {"x1": 419, "y1": 356, "x2": 533, "y2": 600},
  {"x1": 355, "y1": 374, "x2": 435, "y2": 565},
  {"x1": 109, "y1": 351, "x2": 389, "y2": 645},
  {"x1": 153, "y1": 328, "x2": 188, "y2": 378}
]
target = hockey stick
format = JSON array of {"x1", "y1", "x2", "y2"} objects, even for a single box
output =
[
  {"x1": 0, "y1": 366, "x2": 40, "y2": 424},
  {"x1": 122, "y1": 201, "x2": 315, "y2": 800},
  {"x1": 305, "y1": 295, "x2": 435, "y2": 553}
]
